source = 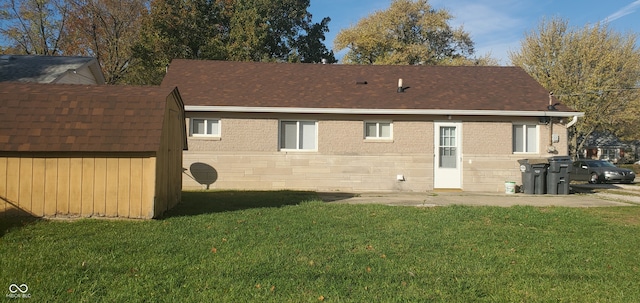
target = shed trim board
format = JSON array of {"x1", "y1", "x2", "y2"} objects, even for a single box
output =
[{"x1": 0, "y1": 152, "x2": 157, "y2": 158}]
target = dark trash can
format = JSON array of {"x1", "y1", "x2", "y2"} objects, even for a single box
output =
[
  {"x1": 547, "y1": 156, "x2": 572, "y2": 195},
  {"x1": 517, "y1": 159, "x2": 548, "y2": 195}
]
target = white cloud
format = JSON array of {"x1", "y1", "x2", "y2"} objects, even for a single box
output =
[
  {"x1": 446, "y1": 3, "x2": 522, "y2": 35},
  {"x1": 603, "y1": 0, "x2": 640, "y2": 23},
  {"x1": 433, "y1": 0, "x2": 531, "y2": 64}
]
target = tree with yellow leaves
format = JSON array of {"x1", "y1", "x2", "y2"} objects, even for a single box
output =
[
  {"x1": 0, "y1": 0, "x2": 68, "y2": 55},
  {"x1": 334, "y1": 0, "x2": 494, "y2": 65},
  {"x1": 510, "y1": 17, "x2": 640, "y2": 157}
]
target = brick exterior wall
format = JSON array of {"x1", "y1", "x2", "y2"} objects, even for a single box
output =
[{"x1": 183, "y1": 114, "x2": 569, "y2": 192}]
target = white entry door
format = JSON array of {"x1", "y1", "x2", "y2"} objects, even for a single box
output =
[{"x1": 434, "y1": 122, "x2": 462, "y2": 189}]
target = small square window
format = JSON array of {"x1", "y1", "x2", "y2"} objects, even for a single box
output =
[
  {"x1": 191, "y1": 118, "x2": 220, "y2": 137},
  {"x1": 365, "y1": 122, "x2": 392, "y2": 139}
]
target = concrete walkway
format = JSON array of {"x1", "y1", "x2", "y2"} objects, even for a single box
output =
[{"x1": 318, "y1": 183, "x2": 640, "y2": 208}]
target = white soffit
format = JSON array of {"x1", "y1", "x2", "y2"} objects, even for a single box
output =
[{"x1": 184, "y1": 105, "x2": 584, "y2": 117}]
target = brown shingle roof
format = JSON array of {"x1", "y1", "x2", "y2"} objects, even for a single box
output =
[
  {"x1": 0, "y1": 82, "x2": 179, "y2": 152},
  {"x1": 161, "y1": 59, "x2": 575, "y2": 112}
]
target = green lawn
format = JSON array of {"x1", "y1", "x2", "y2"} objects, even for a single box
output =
[{"x1": 2, "y1": 191, "x2": 640, "y2": 302}]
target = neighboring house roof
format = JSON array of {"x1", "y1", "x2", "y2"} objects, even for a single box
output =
[
  {"x1": 0, "y1": 82, "x2": 184, "y2": 152},
  {"x1": 0, "y1": 55, "x2": 106, "y2": 84},
  {"x1": 161, "y1": 59, "x2": 582, "y2": 117},
  {"x1": 583, "y1": 132, "x2": 636, "y2": 147}
]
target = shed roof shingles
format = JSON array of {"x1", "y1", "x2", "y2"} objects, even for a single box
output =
[
  {"x1": 161, "y1": 59, "x2": 575, "y2": 112},
  {"x1": 0, "y1": 82, "x2": 176, "y2": 153}
]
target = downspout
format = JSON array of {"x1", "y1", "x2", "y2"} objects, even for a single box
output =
[
  {"x1": 547, "y1": 93, "x2": 556, "y2": 153},
  {"x1": 565, "y1": 115, "x2": 579, "y2": 159},
  {"x1": 550, "y1": 115, "x2": 579, "y2": 152},
  {"x1": 547, "y1": 117, "x2": 556, "y2": 153},
  {"x1": 547, "y1": 117, "x2": 555, "y2": 153},
  {"x1": 566, "y1": 115, "x2": 578, "y2": 128}
]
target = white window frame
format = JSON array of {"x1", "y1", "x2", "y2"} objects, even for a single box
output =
[
  {"x1": 364, "y1": 121, "x2": 393, "y2": 140},
  {"x1": 512, "y1": 123, "x2": 538, "y2": 153},
  {"x1": 279, "y1": 120, "x2": 318, "y2": 151},
  {"x1": 190, "y1": 118, "x2": 220, "y2": 137}
]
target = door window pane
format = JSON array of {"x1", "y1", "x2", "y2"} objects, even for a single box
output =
[{"x1": 439, "y1": 126, "x2": 457, "y2": 168}]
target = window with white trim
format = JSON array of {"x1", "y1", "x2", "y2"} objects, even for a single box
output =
[
  {"x1": 190, "y1": 118, "x2": 220, "y2": 137},
  {"x1": 513, "y1": 124, "x2": 538, "y2": 153},
  {"x1": 364, "y1": 121, "x2": 392, "y2": 139},
  {"x1": 279, "y1": 120, "x2": 317, "y2": 150}
]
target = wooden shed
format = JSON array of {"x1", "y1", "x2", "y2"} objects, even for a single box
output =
[{"x1": 0, "y1": 83, "x2": 187, "y2": 219}]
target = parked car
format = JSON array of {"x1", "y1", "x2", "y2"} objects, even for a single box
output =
[{"x1": 571, "y1": 160, "x2": 636, "y2": 184}]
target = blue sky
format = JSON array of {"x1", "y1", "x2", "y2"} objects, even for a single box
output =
[{"x1": 309, "y1": 0, "x2": 640, "y2": 65}]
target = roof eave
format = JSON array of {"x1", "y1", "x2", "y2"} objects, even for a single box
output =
[
  {"x1": 50, "y1": 58, "x2": 106, "y2": 84},
  {"x1": 184, "y1": 105, "x2": 584, "y2": 118},
  {"x1": 87, "y1": 59, "x2": 106, "y2": 84}
]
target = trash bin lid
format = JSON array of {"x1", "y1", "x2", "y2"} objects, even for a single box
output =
[
  {"x1": 548, "y1": 156, "x2": 572, "y2": 162},
  {"x1": 528, "y1": 158, "x2": 549, "y2": 164}
]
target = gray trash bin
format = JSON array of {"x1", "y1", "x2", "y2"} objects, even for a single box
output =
[
  {"x1": 547, "y1": 156, "x2": 572, "y2": 195},
  {"x1": 518, "y1": 159, "x2": 548, "y2": 194}
]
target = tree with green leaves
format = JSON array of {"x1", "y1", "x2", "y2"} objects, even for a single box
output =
[
  {"x1": 0, "y1": 0, "x2": 69, "y2": 55},
  {"x1": 226, "y1": 0, "x2": 335, "y2": 64},
  {"x1": 291, "y1": 16, "x2": 335, "y2": 63},
  {"x1": 126, "y1": 0, "x2": 335, "y2": 85},
  {"x1": 227, "y1": 0, "x2": 308, "y2": 61},
  {"x1": 509, "y1": 17, "x2": 640, "y2": 157},
  {"x1": 124, "y1": 0, "x2": 228, "y2": 85},
  {"x1": 334, "y1": 0, "x2": 491, "y2": 65}
]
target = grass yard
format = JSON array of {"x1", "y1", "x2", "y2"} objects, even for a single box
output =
[{"x1": 2, "y1": 190, "x2": 640, "y2": 302}]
